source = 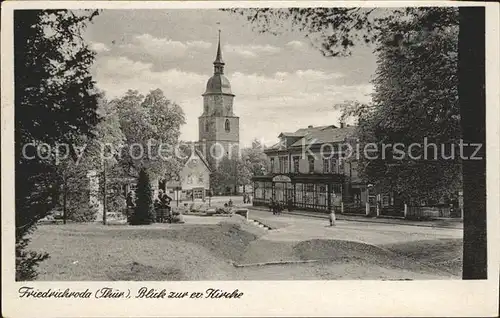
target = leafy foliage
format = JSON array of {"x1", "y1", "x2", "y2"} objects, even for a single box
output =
[
  {"x1": 229, "y1": 8, "x2": 458, "y2": 58},
  {"x1": 112, "y1": 89, "x2": 186, "y2": 180},
  {"x1": 210, "y1": 139, "x2": 268, "y2": 194},
  {"x1": 227, "y1": 8, "x2": 382, "y2": 57},
  {"x1": 210, "y1": 157, "x2": 243, "y2": 195},
  {"x1": 14, "y1": 9, "x2": 100, "y2": 280},
  {"x1": 241, "y1": 139, "x2": 269, "y2": 177},
  {"x1": 130, "y1": 168, "x2": 155, "y2": 225},
  {"x1": 368, "y1": 9, "x2": 459, "y2": 202},
  {"x1": 336, "y1": 9, "x2": 460, "y2": 202}
]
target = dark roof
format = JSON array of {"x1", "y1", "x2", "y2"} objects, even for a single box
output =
[
  {"x1": 204, "y1": 74, "x2": 233, "y2": 95},
  {"x1": 177, "y1": 143, "x2": 212, "y2": 171},
  {"x1": 293, "y1": 125, "x2": 337, "y2": 135},
  {"x1": 290, "y1": 126, "x2": 356, "y2": 147},
  {"x1": 278, "y1": 132, "x2": 306, "y2": 138},
  {"x1": 267, "y1": 125, "x2": 356, "y2": 151},
  {"x1": 266, "y1": 139, "x2": 287, "y2": 151}
]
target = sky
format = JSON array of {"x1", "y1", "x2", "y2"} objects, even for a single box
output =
[{"x1": 84, "y1": 9, "x2": 377, "y2": 147}]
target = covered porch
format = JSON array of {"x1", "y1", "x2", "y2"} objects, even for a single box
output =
[{"x1": 252, "y1": 173, "x2": 348, "y2": 213}]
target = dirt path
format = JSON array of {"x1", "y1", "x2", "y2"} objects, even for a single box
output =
[{"x1": 28, "y1": 215, "x2": 462, "y2": 281}]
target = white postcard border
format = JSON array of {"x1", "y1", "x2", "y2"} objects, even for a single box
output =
[{"x1": 1, "y1": 1, "x2": 499, "y2": 317}]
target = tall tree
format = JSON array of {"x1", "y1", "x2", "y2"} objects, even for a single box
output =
[
  {"x1": 210, "y1": 156, "x2": 251, "y2": 195},
  {"x1": 14, "y1": 9, "x2": 101, "y2": 280},
  {"x1": 113, "y1": 89, "x2": 186, "y2": 180},
  {"x1": 241, "y1": 139, "x2": 269, "y2": 177},
  {"x1": 351, "y1": 9, "x2": 460, "y2": 203},
  {"x1": 53, "y1": 96, "x2": 126, "y2": 223}
]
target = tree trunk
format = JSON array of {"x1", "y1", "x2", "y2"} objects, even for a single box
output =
[
  {"x1": 459, "y1": 7, "x2": 487, "y2": 279},
  {"x1": 62, "y1": 179, "x2": 67, "y2": 225},
  {"x1": 103, "y1": 160, "x2": 107, "y2": 225}
]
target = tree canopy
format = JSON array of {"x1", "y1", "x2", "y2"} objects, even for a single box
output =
[
  {"x1": 347, "y1": 9, "x2": 460, "y2": 202},
  {"x1": 14, "y1": 9, "x2": 101, "y2": 280},
  {"x1": 111, "y1": 89, "x2": 186, "y2": 180}
]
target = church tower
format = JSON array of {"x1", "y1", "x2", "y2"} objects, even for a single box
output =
[{"x1": 198, "y1": 31, "x2": 240, "y2": 167}]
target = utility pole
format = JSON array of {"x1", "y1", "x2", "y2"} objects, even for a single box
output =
[
  {"x1": 62, "y1": 176, "x2": 67, "y2": 225},
  {"x1": 103, "y1": 160, "x2": 107, "y2": 225},
  {"x1": 234, "y1": 159, "x2": 238, "y2": 196}
]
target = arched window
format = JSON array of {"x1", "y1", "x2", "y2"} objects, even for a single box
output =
[
  {"x1": 224, "y1": 119, "x2": 230, "y2": 132},
  {"x1": 205, "y1": 121, "x2": 209, "y2": 132}
]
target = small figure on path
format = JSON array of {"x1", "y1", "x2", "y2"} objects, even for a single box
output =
[
  {"x1": 228, "y1": 198, "x2": 233, "y2": 207},
  {"x1": 329, "y1": 209, "x2": 336, "y2": 226},
  {"x1": 275, "y1": 203, "x2": 282, "y2": 216}
]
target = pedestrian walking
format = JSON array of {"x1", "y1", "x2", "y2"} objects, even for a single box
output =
[{"x1": 329, "y1": 209, "x2": 336, "y2": 226}]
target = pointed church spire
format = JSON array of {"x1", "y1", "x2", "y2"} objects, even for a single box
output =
[
  {"x1": 215, "y1": 30, "x2": 223, "y2": 63},
  {"x1": 213, "y1": 29, "x2": 224, "y2": 74}
]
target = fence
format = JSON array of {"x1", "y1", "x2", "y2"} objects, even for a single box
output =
[
  {"x1": 406, "y1": 205, "x2": 452, "y2": 219},
  {"x1": 342, "y1": 202, "x2": 366, "y2": 215},
  {"x1": 253, "y1": 181, "x2": 343, "y2": 213}
]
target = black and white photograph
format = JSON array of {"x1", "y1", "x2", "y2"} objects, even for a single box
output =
[{"x1": 2, "y1": 1, "x2": 499, "y2": 317}]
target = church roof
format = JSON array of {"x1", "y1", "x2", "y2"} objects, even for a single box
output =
[
  {"x1": 214, "y1": 30, "x2": 224, "y2": 65},
  {"x1": 203, "y1": 30, "x2": 234, "y2": 96},
  {"x1": 204, "y1": 74, "x2": 233, "y2": 95}
]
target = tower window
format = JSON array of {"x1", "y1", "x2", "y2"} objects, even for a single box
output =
[
  {"x1": 224, "y1": 119, "x2": 230, "y2": 132},
  {"x1": 205, "y1": 121, "x2": 209, "y2": 132}
]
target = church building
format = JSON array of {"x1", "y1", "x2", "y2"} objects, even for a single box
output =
[{"x1": 198, "y1": 31, "x2": 240, "y2": 168}]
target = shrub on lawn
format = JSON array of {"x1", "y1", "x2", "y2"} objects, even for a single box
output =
[
  {"x1": 108, "y1": 194, "x2": 127, "y2": 215},
  {"x1": 129, "y1": 168, "x2": 154, "y2": 225},
  {"x1": 68, "y1": 195, "x2": 99, "y2": 222},
  {"x1": 216, "y1": 206, "x2": 232, "y2": 214},
  {"x1": 169, "y1": 209, "x2": 184, "y2": 223}
]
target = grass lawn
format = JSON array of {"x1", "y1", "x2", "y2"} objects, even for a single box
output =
[{"x1": 27, "y1": 216, "x2": 463, "y2": 281}]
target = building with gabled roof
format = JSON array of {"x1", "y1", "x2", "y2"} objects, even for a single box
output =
[
  {"x1": 252, "y1": 124, "x2": 367, "y2": 214},
  {"x1": 158, "y1": 142, "x2": 212, "y2": 202}
]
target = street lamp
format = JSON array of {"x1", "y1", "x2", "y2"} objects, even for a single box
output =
[{"x1": 366, "y1": 184, "x2": 374, "y2": 216}]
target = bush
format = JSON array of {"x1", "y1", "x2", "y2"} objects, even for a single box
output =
[
  {"x1": 129, "y1": 168, "x2": 154, "y2": 225},
  {"x1": 170, "y1": 214, "x2": 184, "y2": 223},
  {"x1": 71, "y1": 204, "x2": 99, "y2": 222},
  {"x1": 68, "y1": 196, "x2": 99, "y2": 222},
  {"x1": 216, "y1": 206, "x2": 232, "y2": 214},
  {"x1": 108, "y1": 194, "x2": 127, "y2": 213},
  {"x1": 16, "y1": 229, "x2": 50, "y2": 281}
]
